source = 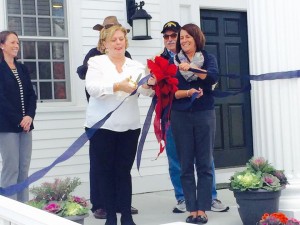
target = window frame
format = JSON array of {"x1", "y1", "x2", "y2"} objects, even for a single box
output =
[{"x1": 5, "y1": 0, "x2": 71, "y2": 103}]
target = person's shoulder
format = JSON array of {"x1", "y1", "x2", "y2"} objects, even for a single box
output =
[
  {"x1": 16, "y1": 61, "x2": 28, "y2": 72},
  {"x1": 87, "y1": 47, "x2": 98, "y2": 53},
  {"x1": 88, "y1": 54, "x2": 107, "y2": 62},
  {"x1": 86, "y1": 47, "x2": 101, "y2": 56},
  {"x1": 126, "y1": 57, "x2": 145, "y2": 69},
  {"x1": 160, "y1": 48, "x2": 170, "y2": 59}
]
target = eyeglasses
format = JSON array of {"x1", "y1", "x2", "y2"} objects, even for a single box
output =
[{"x1": 163, "y1": 33, "x2": 178, "y2": 40}]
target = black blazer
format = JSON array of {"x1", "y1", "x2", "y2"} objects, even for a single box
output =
[{"x1": 0, "y1": 60, "x2": 37, "y2": 132}]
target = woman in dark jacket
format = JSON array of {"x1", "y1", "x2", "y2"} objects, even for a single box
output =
[
  {"x1": 171, "y1": 23, "x2": 219, "y2": 224},
  {"x1": 0, "y1": 30, "x2": 36, "y2": 202}
]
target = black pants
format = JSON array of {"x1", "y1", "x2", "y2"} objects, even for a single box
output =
[
  {"x1": 89, "y1": 128, "x2": 140, "y2": 217},
  {"x1": 171, "y1": 110, "x2": 215, "y2": 212}
]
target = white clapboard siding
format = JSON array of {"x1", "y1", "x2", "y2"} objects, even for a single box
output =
[{"x1": 0, "y1": 0, "x2": 247, "y2": 200}]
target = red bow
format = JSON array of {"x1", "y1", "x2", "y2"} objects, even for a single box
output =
[{"x1": 147, "y1": 56, "x2": 178, "y2": 156}]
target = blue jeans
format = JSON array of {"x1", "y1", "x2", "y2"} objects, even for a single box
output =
[
  {"x1": 212, "y1": 160, "x2": 217, "y2": 200},
  {"x1": 166, "y1": 126, "x2": 185, "y2": 201},
  {"x1": 166, "y1": 125, "x2": 218, "y2": 202}
]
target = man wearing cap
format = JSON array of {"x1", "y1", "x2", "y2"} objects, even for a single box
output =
[
  {"x1": 160, "y1": 21, "x2": 229, "y2": 213},
  {"x1": 76, "y1": 16, "x2": 138, "y2": 219}
]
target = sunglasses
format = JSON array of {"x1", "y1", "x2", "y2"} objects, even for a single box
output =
[{"x1": 163, "y1": 33, "x2": 178, "y2": 40}]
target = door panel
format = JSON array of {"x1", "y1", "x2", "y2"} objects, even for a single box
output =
[{"x1": 200, "y1": 10, "x2": 253, "y2": 168}]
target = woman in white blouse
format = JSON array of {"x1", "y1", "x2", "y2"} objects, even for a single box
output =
[{"x1": 85, "y1": 25, "x2": 156, "y2": 225}]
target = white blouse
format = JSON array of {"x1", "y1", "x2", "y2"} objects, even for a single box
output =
[{"x1": 85, "y1": 55, "x2": 153, "y2": 131}]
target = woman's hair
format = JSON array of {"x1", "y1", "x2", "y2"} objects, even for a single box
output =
[
  {"x1": 0, "y1": 30, "x2": 19, "y2": 61},
  {"x1": 97, "y1": 25, "x2": 128, "y2": 53},
  {"x1": 176, "y1": 23, "x2": 206, "y2": 53}
]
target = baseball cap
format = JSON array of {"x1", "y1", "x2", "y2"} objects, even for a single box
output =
[{"x1": 161, "y1": 21, "x2": 181, "y2": 33}]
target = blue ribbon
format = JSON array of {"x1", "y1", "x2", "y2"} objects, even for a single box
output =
[
  {"x1": 136, "y1": 68, "x2": 300, "y2": 169},
  {"x1": 0, "y1": 75, "x2": 150, "y2": 197},
  {"x1": 2, "y1": 68, "x2": 300, "y2": 195},
  {"x1": 136, "y1": 96, "x2": 157, "y2": 170}
]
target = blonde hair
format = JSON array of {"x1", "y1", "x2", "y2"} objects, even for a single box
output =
[{"x1": 97, "y1": 25, "x2": 128, "y2": 53}]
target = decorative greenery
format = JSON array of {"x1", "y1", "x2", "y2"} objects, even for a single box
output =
[
  {"x1": 230, "y1": 157, "x2": 288, "y2": 191},
  {"x1": 258, "y1": 212, "x2": 300, "y2": 225},
  {"x1": 27, "y1": 177, "x2": 89, "y2": 217}
]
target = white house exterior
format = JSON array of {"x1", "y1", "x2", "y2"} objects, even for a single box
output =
[{"x1": 0, "y1": 0, "x2": 299, "y2": 217}]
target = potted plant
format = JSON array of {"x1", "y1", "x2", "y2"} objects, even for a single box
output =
[
  {"x1": 258, "y1": 212, "x2": 300, "y2": 224},
  {"x1": 230, "y1": 157, "x2": 288, "y2": 225},
  {"x1": 27, "y1": 177, "x2": 89, "y2": 225}
]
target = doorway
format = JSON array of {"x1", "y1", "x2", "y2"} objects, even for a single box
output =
[{"x1": 200, "y1": 9, "x2": 253, "y2": 168}]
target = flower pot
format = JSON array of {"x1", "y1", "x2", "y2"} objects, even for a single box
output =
[
  {"x1": 233, "y1": 189, "x2": 282, "y2": 225},
  {"x1": 64, "y1": 214, "x2": 89, "y2": 225}
]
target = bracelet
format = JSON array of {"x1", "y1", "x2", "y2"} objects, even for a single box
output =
[{"x1": 186, "y1": 90, "x2": 190, "y2": 97}]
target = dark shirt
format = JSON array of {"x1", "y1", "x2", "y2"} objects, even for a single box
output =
[
  {"x1": 171, "y1": 50, "x2": 219, "y2": 112},
  {"x1": 0, "y1": 60, "x2": 37, "y2": 132}
]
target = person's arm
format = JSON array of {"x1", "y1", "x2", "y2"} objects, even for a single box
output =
[
  {"x1": 85, "y1": 57, "x2": 107, "y2": 98},
  {"x1": 0, "y1": 67, "x2": 23, "y2": 127},
  {"x1": 138, "y1": 75, "x2": 156, "y2": 96},
  {"x1": 196, "y1": 53, "x2": 219, "y2": 84},
  {"x1": 86, "y1": 56, "x2": 136, "y2": 98},
  {"x1": 76, "y1": 64, "x2": 88, "y2": 80},
  {"x1": 77, "y1": 48, "x2": 101, "y2": 80},
  {"x1": 175, "y1": 88, "x2": 203, "y2": 99}
]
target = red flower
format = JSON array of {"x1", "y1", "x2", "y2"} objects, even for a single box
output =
[{"x1": 147, "y1": 56, "x2": 178, "y2": 155}]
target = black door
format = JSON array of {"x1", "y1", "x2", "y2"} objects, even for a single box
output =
[{"x1": 200, "y1": 10, "x2": 253, "y2": 168}]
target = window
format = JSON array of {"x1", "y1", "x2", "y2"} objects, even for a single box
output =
[{"x1": 7, "y1": 0, "x2": 69, "y2": 102}]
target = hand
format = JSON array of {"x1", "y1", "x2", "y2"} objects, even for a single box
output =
[
  {"x1": 118, "y1": 77, "x2": 137, "y2": 93},
  {"x1": 147, "y1": 75, "x2": 157, "y2": 86},
  {"x1": 179, "y1": 62, "x2": 190, "y2": 71},
  {"x1": 188, "y1": 88, "x2": 203, "y2": 98},
  {"x1": 191, "y1": 67, "x2": 207, "y2": 79},
  {"x1": 20, "y1": 116, "x2": 33, "y2": 132}
]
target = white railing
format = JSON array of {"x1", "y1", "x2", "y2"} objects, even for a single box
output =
[{"x1": 0, "y1": 195, "x2": 78, "y2": 225}]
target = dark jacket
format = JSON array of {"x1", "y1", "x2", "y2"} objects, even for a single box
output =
[
  {"x1": 172, "y1": 50, "x2": 219, "y2": 111},
  {"x1": 0, "y1": 60, "x2": 37, "y2": 132},
  {"x1": 160, "y1": 47, "x2": 173, "y2": 61}
]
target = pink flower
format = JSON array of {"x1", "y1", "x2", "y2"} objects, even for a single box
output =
[
  {"x1": 273, "y1": 170, "x2": 288, "y2": 185},
  {"x1": 43, "y1": 202, "x2": 61, "y2": 214},
  {"x1": 252, "y1": 157, "x2": 265, "y2": 164},
  {"x1": 287, "y1": 218, "x2": 300, "y2": 225},
  {"x1": 70, "y1": 196, "x2": 88, "y2": 207}
]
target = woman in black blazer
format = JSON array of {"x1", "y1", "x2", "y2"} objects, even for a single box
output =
[{"x1": 0, "y1": 30, "x2": 36, "y2": 202}]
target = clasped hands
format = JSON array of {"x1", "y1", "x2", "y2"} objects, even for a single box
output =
[
  {"x1": 20, "y1": 115, "x2": 33, "y2": 132},
  {"x1": 188, "y1": 88, "x2": 203, "y2": 98}
]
